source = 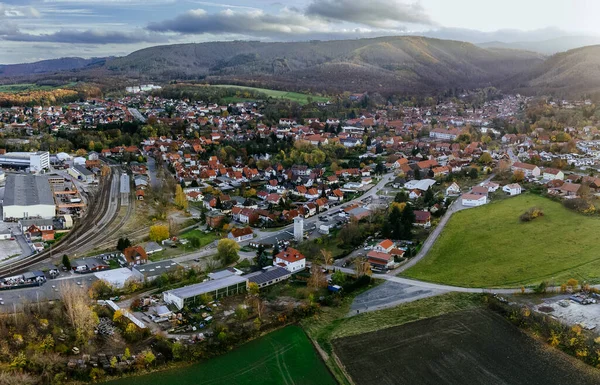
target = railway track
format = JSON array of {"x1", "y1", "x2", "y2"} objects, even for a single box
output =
[{"x1": 0, "y1": 167, "x2": 123, "y2": 277}]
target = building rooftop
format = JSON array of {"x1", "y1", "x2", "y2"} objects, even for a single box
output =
[
  {"x1": 73, "y1": 164, "x2": 92, "y2": 176},
  {"x1": 133, "y1": 259, "x2": 180, "y2": 278},
  {"x1": 4, "y1": 174, "x2": 54, "y2": 207},
  {"x1": 166, "y1": 275, "x2": 247, "y2": 300},
  {"x1": 120, "y1": 174, "x2": 130, "y2": 194},
  {"x1": 247, "y1": 267, "x2": 291, "y2": 285}
]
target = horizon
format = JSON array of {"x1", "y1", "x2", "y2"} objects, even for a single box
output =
[
  {"x1": 3, "y1": 31, "x2": 600, "y2": 66},
  {"x1": 1, "y1": 0, "x2": 599, "y2": 64}
]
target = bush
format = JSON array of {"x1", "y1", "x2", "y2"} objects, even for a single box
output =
[
  {"x1": 520, "y1": 207, "x2": 544, "y2": 222},
  {"x1": 563, "y1": 198, "x2": 594, "y2": 214}
]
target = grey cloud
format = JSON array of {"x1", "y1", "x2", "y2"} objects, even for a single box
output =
[
  {"x1": 1, "y1": 29, "x2": 168, "y2": 44},
  {"x1": 306, "y1": 0, "x2": 435, "y2": 28},
  {"x1": 148, "y1": 8, "x2": 334, "y2": 37}
]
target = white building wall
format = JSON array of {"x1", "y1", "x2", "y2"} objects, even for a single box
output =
[{"x1": 3, "y1": 204, "x2": 55, "y2": 220}]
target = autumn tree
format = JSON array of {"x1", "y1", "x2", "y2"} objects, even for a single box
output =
[
  {"x1": 59, "y1": 282, "x2": 99, "y2": 343},
  {"x1": 478, "y1": 152, "x2": 493, "y2": 165},
  {"x1": 513, "y1": 169, "x2": 525, "y2": 182},
  {"x1": 216, "y1": 239, "x2": 240, "y2": 265},
  {"x1": 308, "y1": 264, "x2": 328, "y2": 291},
  {"x1": 246, "y1": 282, "x2": 265, "y2": 319},
  {"x1": 321, "y1": 249, "x2": 333, "y2": 267},
  {"x1": 175, "y1": 185, "x2": 188, "y2": 210},
  {"x1": 149, "y1": 225, "x2": 169, "y2": 242}
]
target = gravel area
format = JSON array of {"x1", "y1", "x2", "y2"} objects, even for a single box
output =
[{"x1": 349, "y1": 280, "x2": 448, "y2": 315}]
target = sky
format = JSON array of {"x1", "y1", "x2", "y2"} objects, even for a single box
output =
[{"x1": 0, "y1": 0, "x2": 599, "y2": 64}]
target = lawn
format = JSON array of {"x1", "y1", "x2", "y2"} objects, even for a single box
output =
[
  {"x1": 179, "y1": 229, "x2": 218, "y2": 246},
  {"x1": 105, "y1": 326, "x2": 335, "y2": 385},
  {"x1": 213, "y1": 85, "x2": 328, "y2": 105},
  {"x1": 148, "y1": 229, "x2": 218, "y2": 261},
  {"x1": 403, "y1": 194, "x2": 600, "y2": 287}
]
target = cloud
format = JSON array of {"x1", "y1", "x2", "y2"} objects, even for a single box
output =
[
  {"x1": 0, "y1": 29, "x2": 168, "y2": 44},
  {"x1": 0, "y1": 3, "x2": 40, "y2": 18},
  {"x1": 306, "y1": 0, "x2": 435, "y2": 28},
  {"x1": 148, "y1": 7, "x2": 335, "y2": 37}
]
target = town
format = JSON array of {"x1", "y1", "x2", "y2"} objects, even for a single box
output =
[{"x1": 1, "y1": 85, "x2": 600, "y2": 384}]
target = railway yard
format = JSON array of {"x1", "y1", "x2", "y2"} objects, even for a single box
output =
[{"x1": 0, "y1": 165, "x2": 133, "y2": 277}]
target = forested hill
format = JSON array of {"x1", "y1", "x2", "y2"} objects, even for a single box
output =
[{"x1": 102, "y1": 36, "x2": 544, "y2": 94}]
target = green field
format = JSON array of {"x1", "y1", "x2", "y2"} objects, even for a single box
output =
[
  {"x1": 105, "y1": 326, "x2": 335, "y2": 385},
  {"x1": 0, "y1": 83, "x2": 64, "y2": 93},
  {"x1": 213, "y1": 85, "x2": 328, "y2": 105},
  {"x1": 180, "y1": 228, "x2": 218, "y2": 245},
  {"x1": 403, "y1": 194, "x2": 600, "y2": 287}
]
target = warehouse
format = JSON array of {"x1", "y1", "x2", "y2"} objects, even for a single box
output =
[
  {"x1": 2, "y1": 174, "x2": 55, "y2": 220},
  {"x1": 163, "y1": 275, "x2": 248, "y2": 310},
  {"x1": 0, "y1": 151, "x2": 49, "y2": 173},
  {"x1": 68, "y1": 165, "x2": 94, "y2": 183}
]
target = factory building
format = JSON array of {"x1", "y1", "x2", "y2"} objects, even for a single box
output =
[
  {"x1": 2, "y1": 174, "x2": 55, "y2": 220},
  {"x1": 0, "y1": 151, "x2": 49, "y2": 173}
]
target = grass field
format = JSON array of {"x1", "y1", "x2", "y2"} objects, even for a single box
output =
[
  {"x1": 334, "y1": 309, "x2": 600, "y2": 385},
  {"x1": 105, "y1": 326, "x2": 335, "y2": 385},
  {"x1": 148, "y1": 229, "x2": 218, "y2": 261},
  {"x1": 0, "y1": 83, "x2": 69, "y2": 93},
  {"x1": 403, "y1": 194, "x2": 600, "y2": 287},
  {"x1": 213, "y1": 85, "x2": 328, "y2": 105}
]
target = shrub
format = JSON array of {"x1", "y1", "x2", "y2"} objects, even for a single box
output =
[{"x1": 520, "y1": 207, "x2": 544, "y2": 222}]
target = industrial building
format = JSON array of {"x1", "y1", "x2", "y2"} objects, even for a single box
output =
[
  {"x1": 2, "y1": 174, "x2": 55, "y2": 220},
  {"x1": 163, "y1": 275, "x2": 248, "y2": 310},
  {"x1": 132, "y1": 259, "x2": 180, "y2": 282},
  {"x1": 68, "y1": 165, "x2": 94, "y2": 183},
  {"x1": 0, "y1": 151, "x2": 49, "y2": 173}
]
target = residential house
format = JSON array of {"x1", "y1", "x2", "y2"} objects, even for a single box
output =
[
  {"x1": 461, "y1": 193, "x2": 487, "y2": 207},
  {"x1": 445, "y1": 182, "x2": 460, "y2": 196},
  {"x1": 374, "y1": 239, "x2": 394, "y2": 253},
  {"x1": 121, "y1": 246, "x2": 148, "y2": 267},
  {"x1": 543, "y1": 168, "x2": 565, "y2": 181},
  {"x1": 502, "y1": 183, "x2": 522, "y2": 196},
  {"x1": 366, "y1": 251, "x2": 394, "y2": 270},
  {"x1": 512, "y1": 162, "x2": 540, "y2": 177},
  {"x1": 274, "y1": 247, "x2": 306, "y2": 272},
  {"x1": 228, "y1": 227, "x2": 254, "y2": 242},
  {"x1": 413, "y1": 211, "x2": 432, "y2": 228}
]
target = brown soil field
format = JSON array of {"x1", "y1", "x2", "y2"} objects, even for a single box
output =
[{"x1": 333, "y1": 309, "x2": 600, "y2": 385}]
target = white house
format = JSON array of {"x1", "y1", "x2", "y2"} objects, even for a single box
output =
[
  {"x1": 512, "y1": 162, "x2": 540, "y2": 177},
  {"x1": 228, "y1": 227, "x2": 254, "y2": 242},
  {"x1": 479, "y1": 181, "x2": 500, "y2": 192},
  {"x1": 503, "y1": 183, "x2": 522, "y2": 196},
  {"x1": 542, "y1": 168, "x2": 565, "y2": 181},
  {"x1": 374, "y1": 239, "x2": 395, "y2": 253},
  {"x1": 446, "y1": 182, "x2": 460, "y2": 196},
  {"x1": 274, "y1": 247, "x2": 306, "y2": 272},
  {"x1": 461, "y1": 193, "x2": 487, "y2": 207}
]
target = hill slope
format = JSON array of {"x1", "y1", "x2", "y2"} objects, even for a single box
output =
[
  {"x1": 512, "y1": 44, "x2": 600, "y2": 96},
  {"x1": 479, "y1": 36, "x2": 600, "y2": 55},
  {"x1": 0, "y1": 57, "x2": 108, "y2": 78},
  {"x1": 103, "y1": 36, "x2": 544, "y2": 93}
]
